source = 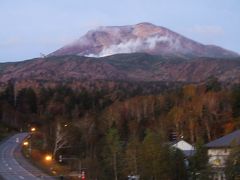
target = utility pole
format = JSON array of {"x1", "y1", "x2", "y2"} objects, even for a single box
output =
[
  {"x1": 113, "y1": 152, "x2": 118, "y2": 180},
  {"x1": 78, "y1": 159, "x2": 82, "y2": 178}
]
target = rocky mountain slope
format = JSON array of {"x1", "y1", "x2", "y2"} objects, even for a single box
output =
[
  {"x1": 49, "y1": 23, "x2": 239, "y2": 58},
  {"x1": 0, "y1": 54, "x2": 240, "y2": 84}
]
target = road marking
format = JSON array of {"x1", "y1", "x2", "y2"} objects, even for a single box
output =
[{"x1": 0, "y1": 133, "x2": 51, "y2": 179}]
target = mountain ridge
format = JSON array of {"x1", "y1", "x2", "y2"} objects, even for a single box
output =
[
  {"x1": 0, "y1": 53, "x2": 240, "y2": 84},
  {"x1": 0, "y1": 23, "x2": 239, "y2": 86},
  {"x1": 49, "y1": 22, "x2": 239, "y2": 58}
]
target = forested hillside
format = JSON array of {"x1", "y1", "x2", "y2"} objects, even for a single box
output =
[
  {"x1": 0, "y1": 54, "x2": 240, "y2": 83},
  {"x1": 0, "y1": 79, "x2": 240, "y2": 179}
]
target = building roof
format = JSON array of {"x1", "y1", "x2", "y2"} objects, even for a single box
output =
[
  {"x1": 205, "y1": 130, "x2": 240, "y2": 148},
  {"x1": 172, "y1": 140, "x2": 195, "y2": 151},
  {"x1": 172, "y1": 140, "x2": 195, "y2": 157}
]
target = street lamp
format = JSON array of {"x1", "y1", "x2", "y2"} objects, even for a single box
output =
[
  {"x1": 23, "y1": 141, "x2": 29, "y2": 146},
  {"x1": 45, "y1": 155, "x2": 52, "y2": 161},
  {"x1": 31, "y1": 127, "x2": 36, "y2": 132},
  {"x1": 28, "y1": 127, "x2": 36, "y2": 154}
]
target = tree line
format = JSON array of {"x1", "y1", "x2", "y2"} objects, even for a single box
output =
[{"x1": 0, "y1": 78, "x2": 240, "y2": 179}]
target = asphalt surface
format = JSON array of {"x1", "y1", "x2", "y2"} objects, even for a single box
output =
[{"x1": 0, "y1": 133, "x2": 55, "y2": 180}]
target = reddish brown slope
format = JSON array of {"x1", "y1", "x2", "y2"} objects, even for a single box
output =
[{"x1": 0, "y1": 54, "x2": 240, "y2": 84}]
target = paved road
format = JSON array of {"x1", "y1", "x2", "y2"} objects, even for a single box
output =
[{"x1": 0, "y1": 133, "x2": 55, "y2": 180}]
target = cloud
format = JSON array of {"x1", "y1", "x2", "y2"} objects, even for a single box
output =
[{"x1": 187, "y1": 25, "x2": 224, "y2": 36}]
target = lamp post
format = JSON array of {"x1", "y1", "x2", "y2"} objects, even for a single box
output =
[
  {"x1": 45, "y1": 155, "x2": 53, "y2": 161},
  {"x1": 44, "y1": 154, "x2": 56, "y2": 175},
  {"x1": 28, "y1": 127, "x2": 37, "y2": 155},
  {"x1": 23, "y1": 141, "x2": 29, "y2": 146},
  {"x1": 31, "y1": 127, "x2": 36, "y2": 132}
]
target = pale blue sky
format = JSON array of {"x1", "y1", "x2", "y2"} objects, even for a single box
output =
[{"x1": 0, "y1": 0, "x2": 239, "y2": 62}]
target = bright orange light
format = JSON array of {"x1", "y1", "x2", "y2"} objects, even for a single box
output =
[
  {"x1": 31, "y1": 127, "x2": 36, "y2": 132},
  {"x1": 45, "y1": 155, "x2": 52, "y2": 161},
  {"x1": 23, "y1": 141, "x2": 29, "y2": 146}
]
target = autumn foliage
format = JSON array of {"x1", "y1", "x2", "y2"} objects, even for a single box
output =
[{"x1": 1, "y1": 79, "x2": 240, "y2": 179}]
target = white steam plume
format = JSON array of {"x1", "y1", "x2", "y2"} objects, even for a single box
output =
[{"x1": 86, "y1": 35, "x2": 170, "y2": 57}]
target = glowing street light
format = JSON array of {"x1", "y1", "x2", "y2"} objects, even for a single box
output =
[
  {"x1": 45, "y1": 155, "x2": 52, "y2": 161},
  {"x1": 23, "y1": 141, "x2": 29, "y2": 146},
  {"x1": 31, "y1": 127, "x2": 36, "y2": 132}
]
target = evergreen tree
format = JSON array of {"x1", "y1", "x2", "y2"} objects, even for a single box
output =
[
  {"x1": 189, "y1": 140, "x2": 211, "y2": 180},
  {"x1": 139, "y1": 129, "x2": 172, "y2": 180},
  {"x1": 105, "y1": 127, "x2": 122, "y2": 180},
  {"x1": 2, "y1": 81, "x2": 15, "y2": 106},
  {"x1": 205, "y1": 76, "x2": 221, "y2": 92},
  {"x1": 170, "y1": 148, "x2": 188, "y2": 180},
  {"x1": 16, "y1": 88, "x2": 37, "y2": 114},
  {"x1": 124, "y1": 135, "x2": 140, "y2": 177},
  {"x1": 225, "y1": 144, "x2": 240, "y2": 180},
  {"x1": 231, "y1": 85, "x2": 240, "y2": 118}
]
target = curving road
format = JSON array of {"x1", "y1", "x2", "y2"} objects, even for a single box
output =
[{"x1": 0, "y1": 133, "x2": 55, "y2": 180}]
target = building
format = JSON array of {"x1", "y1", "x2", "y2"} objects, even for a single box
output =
[
  {"x1": 172, "y1": 140, "x2": 195, "y2": 157},
  {"x1": 205, "y1": 130, "x2": 240, "y2": 180}
]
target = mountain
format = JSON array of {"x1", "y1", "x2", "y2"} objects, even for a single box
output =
[
  {"x1": 0, "y1": 23, "x2": 239, "y2": 87},
  {"x1": 0, "y1": 54, "x2": 240, "y2": 84},
  {"x1": 49, "y1": 22, "x2": 239, "y2": 58}
]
